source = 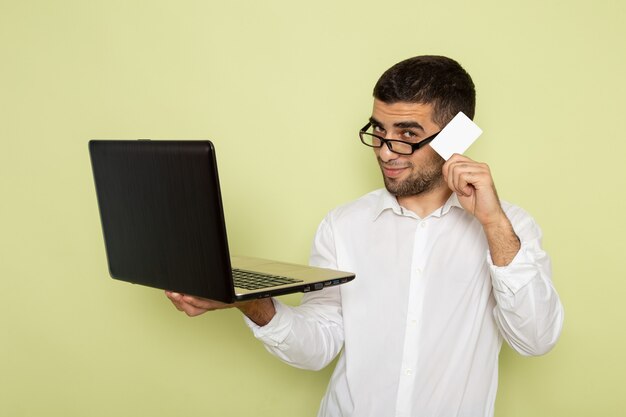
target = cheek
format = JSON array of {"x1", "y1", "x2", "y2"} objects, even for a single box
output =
[
  {"x1": 413, "y1": 149, "x2": 438, "y2": 165},
  {"x1": 405, "y1": 154, "x2": 422, "y2": 168}
]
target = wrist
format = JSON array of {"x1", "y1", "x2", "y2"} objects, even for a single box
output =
[
  {"x1": 481, "y1": 210, "x2": 510, "y2": 232},
  {"x1": 237, "y1": 298, "x2": 276, "y2": 326}
]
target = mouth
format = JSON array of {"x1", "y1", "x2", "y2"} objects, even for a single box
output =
[{"x1": 381, "y1": 164, "x2": 410, "y2": 179}]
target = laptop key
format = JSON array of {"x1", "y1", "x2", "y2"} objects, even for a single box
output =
[{"x1": 232, "y1": 268, "x2": 303, "y2": 290}]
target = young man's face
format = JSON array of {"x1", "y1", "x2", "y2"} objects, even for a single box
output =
[{"x1": 369, "y1": 99, "x2": 445, "y2": 197}]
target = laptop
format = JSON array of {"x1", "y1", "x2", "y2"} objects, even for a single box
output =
[{"x1": 88, "y1": 140, "x2": 355, "y2": 303}]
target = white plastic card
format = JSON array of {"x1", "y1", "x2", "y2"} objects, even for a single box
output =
[{"x1": 429, "y1": 112, "x2": 482, "y2": 160}]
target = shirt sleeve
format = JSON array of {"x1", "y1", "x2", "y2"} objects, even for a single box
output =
[
  {"x1": 243, "y1": 215, "x2": 345, "y2": 371},
  {"x1": 489, "y1": 205, "x2": 564, "y2": 356}
]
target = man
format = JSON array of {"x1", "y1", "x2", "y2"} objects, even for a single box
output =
[{"x1": 167, "y1": 55, "x2": 564, "y2": 417}]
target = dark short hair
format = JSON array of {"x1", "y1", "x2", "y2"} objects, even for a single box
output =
[{"x1": 373, "y1": 55, "x2": 476, "y2": 127}]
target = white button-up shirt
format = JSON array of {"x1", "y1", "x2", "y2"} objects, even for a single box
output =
[{"x1": 245, "y1": 189, "x2": 563, "y2": 417}]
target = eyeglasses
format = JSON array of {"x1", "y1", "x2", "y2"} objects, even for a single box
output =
[{"x1": 359, "y1": 122, "x2": 440, "y2": 155}]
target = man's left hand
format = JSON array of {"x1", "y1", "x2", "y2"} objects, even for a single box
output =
[
  {"x1": 442, "y1": 154, "x2": 506, "y2": 227},
  {"x1": 442, "y1": 154, "x2": 520, "y2": 266}
]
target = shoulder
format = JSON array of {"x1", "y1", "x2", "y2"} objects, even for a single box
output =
[
  {"x1": 325, "y1": 189, "x2": 385, "y2": 223},
  {"x1": 310, "y1": 189, "x2": 385, "y2": 266}
]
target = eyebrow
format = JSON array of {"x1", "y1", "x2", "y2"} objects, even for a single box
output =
[{"x1": 369, "y1": 117, "x2": 425, "y2": 132}]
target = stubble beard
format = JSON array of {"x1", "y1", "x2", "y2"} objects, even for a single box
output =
[{"x1": 379, "y1": 153, "x2": 445, "y2": 197}]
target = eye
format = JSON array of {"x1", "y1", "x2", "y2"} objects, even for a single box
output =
[
  {"x1": 372, "y1": 125, "x2": 385, "y2": 134},
  {"x1": 401, "y1": 130, "x2": 418, "y2": 140}
]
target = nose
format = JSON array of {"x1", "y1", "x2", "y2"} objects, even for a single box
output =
[{"x1": 377, "y1": 140, "x2": 400, "y2": 163}]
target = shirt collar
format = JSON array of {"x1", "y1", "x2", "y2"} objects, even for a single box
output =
[
  {"x1": 439, "y1": 192, "x2": 463, "y2": 217},
  {"x1": 372, "y1": 189, "x2": 403, "y2": 220},
  {"x1": 372, "y1": 189, "x2": 463, "y2": 221}
]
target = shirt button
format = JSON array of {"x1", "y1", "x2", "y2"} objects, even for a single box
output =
[
  {"x1": 410, "y1": 319, "x2": 417, "y2": 326},
  {"x1": 420, "y1": 222, "x2": 426, "y2": 228},
  {"x1": 416, "y1": 268, "x2": 422, "y2": 275},
  {"x1": 405, "y1": 369, "x2": 413, "y2": 376}
]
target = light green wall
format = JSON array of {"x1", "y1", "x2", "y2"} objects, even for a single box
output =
[{"x1": 1, "y1": 0, "x2": 624, "y2": 416}]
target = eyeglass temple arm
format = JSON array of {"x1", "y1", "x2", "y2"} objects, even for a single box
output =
[{"x1": 412, "y1": 131, "x2": 439, "y2": 150}]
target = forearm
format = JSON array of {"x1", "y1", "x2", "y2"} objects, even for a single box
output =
[
  {"x1": 245, "y1": 290, "x2": 344, "y2": 371},
  {"x1": 487, "y1": 204, "x2": 564, "y2": 355},
  {"x1": 483, "y1": 213, "x2": 521, "y2": 266},
  {"x1": 489, "y1": 225, "x2": 562, "y2": 355},
  {"x1": 248, "y1": 214, "x2": 344, "y2": 370},
  {"x1": 491, "y1": 254, "x2": 564, "y2": 356}
]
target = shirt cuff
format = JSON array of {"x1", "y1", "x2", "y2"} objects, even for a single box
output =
[
  {"x1": 242, "y1": 298, "x2": 294, "y2": 350},
  {"x1": 488, "y1": 241, "x2": 542, "y2": 295}
]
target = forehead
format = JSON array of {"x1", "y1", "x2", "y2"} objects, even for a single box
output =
[{"x1": 371, "y1": 99, "x2": 435, "y2": 126}]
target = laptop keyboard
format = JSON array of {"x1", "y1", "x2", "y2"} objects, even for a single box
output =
[{"x1": 232, "y1": 268, "x2": 303, "y2": 290}]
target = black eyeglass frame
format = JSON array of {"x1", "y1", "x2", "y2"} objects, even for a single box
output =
[{"x1": 359, "y1": 122, "x2": 440, "y2": 155}]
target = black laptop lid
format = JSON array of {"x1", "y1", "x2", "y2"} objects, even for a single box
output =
[{"x1": 89, "y1": 140, "x2": 235, "y2": 302}]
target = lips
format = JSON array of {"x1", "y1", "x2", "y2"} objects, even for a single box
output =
[{"x1": 381, "y1": 165, "x2": 409, "y2": 178}]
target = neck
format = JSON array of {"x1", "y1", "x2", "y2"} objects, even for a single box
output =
[{"x1": 396, "y1": 183, "x2": 452, "y2": 219}]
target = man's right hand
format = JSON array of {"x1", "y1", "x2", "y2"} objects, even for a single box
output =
[{"x1": 165, "y1": 291, "x2": 276, "y2": 326}]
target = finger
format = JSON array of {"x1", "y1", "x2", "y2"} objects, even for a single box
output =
[
  {"x1": 166, "y1": 291, "x2": 233, "y2": 316},
  {"x1": 451, "y1": 160, "x2": 487, "y2": 195},
  {"x1": 165, "y1": 290, "x2": 181, "y2": 300},
  {"x1": 443, "y1": 158, "x2": 456, "y2": 190},
  {"x1": 179, "y1": 302, "x2": 210, "y2": 317},
  {"x1": 461, "y1": 164, "x2": 495, "y2": 197},
  {"x1": 457, "y1": 171, "x2": 476, "y2": 196},
  {"x1": 447, "y1": 161, "x2": 468, "y2": 196},
  {"x1": 452, "y1": 165, "x2": 468, "y2": 196},
  {"x1": 170, "y1": 301, "x2": 184, "y2": 312},
  {"x1": 442, "y1": 154, "x2": 463, "y2": 182},
  {"x1": 182, "y1": 295, "x2": 231, "y2": 311},
  {"x1": 165, "y1": 291, "x2": 185, "y2": 311}
]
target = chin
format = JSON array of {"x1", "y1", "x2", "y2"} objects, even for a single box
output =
[{"x1": 383, "y1": 175, "x2": 443, "y2": 197}]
